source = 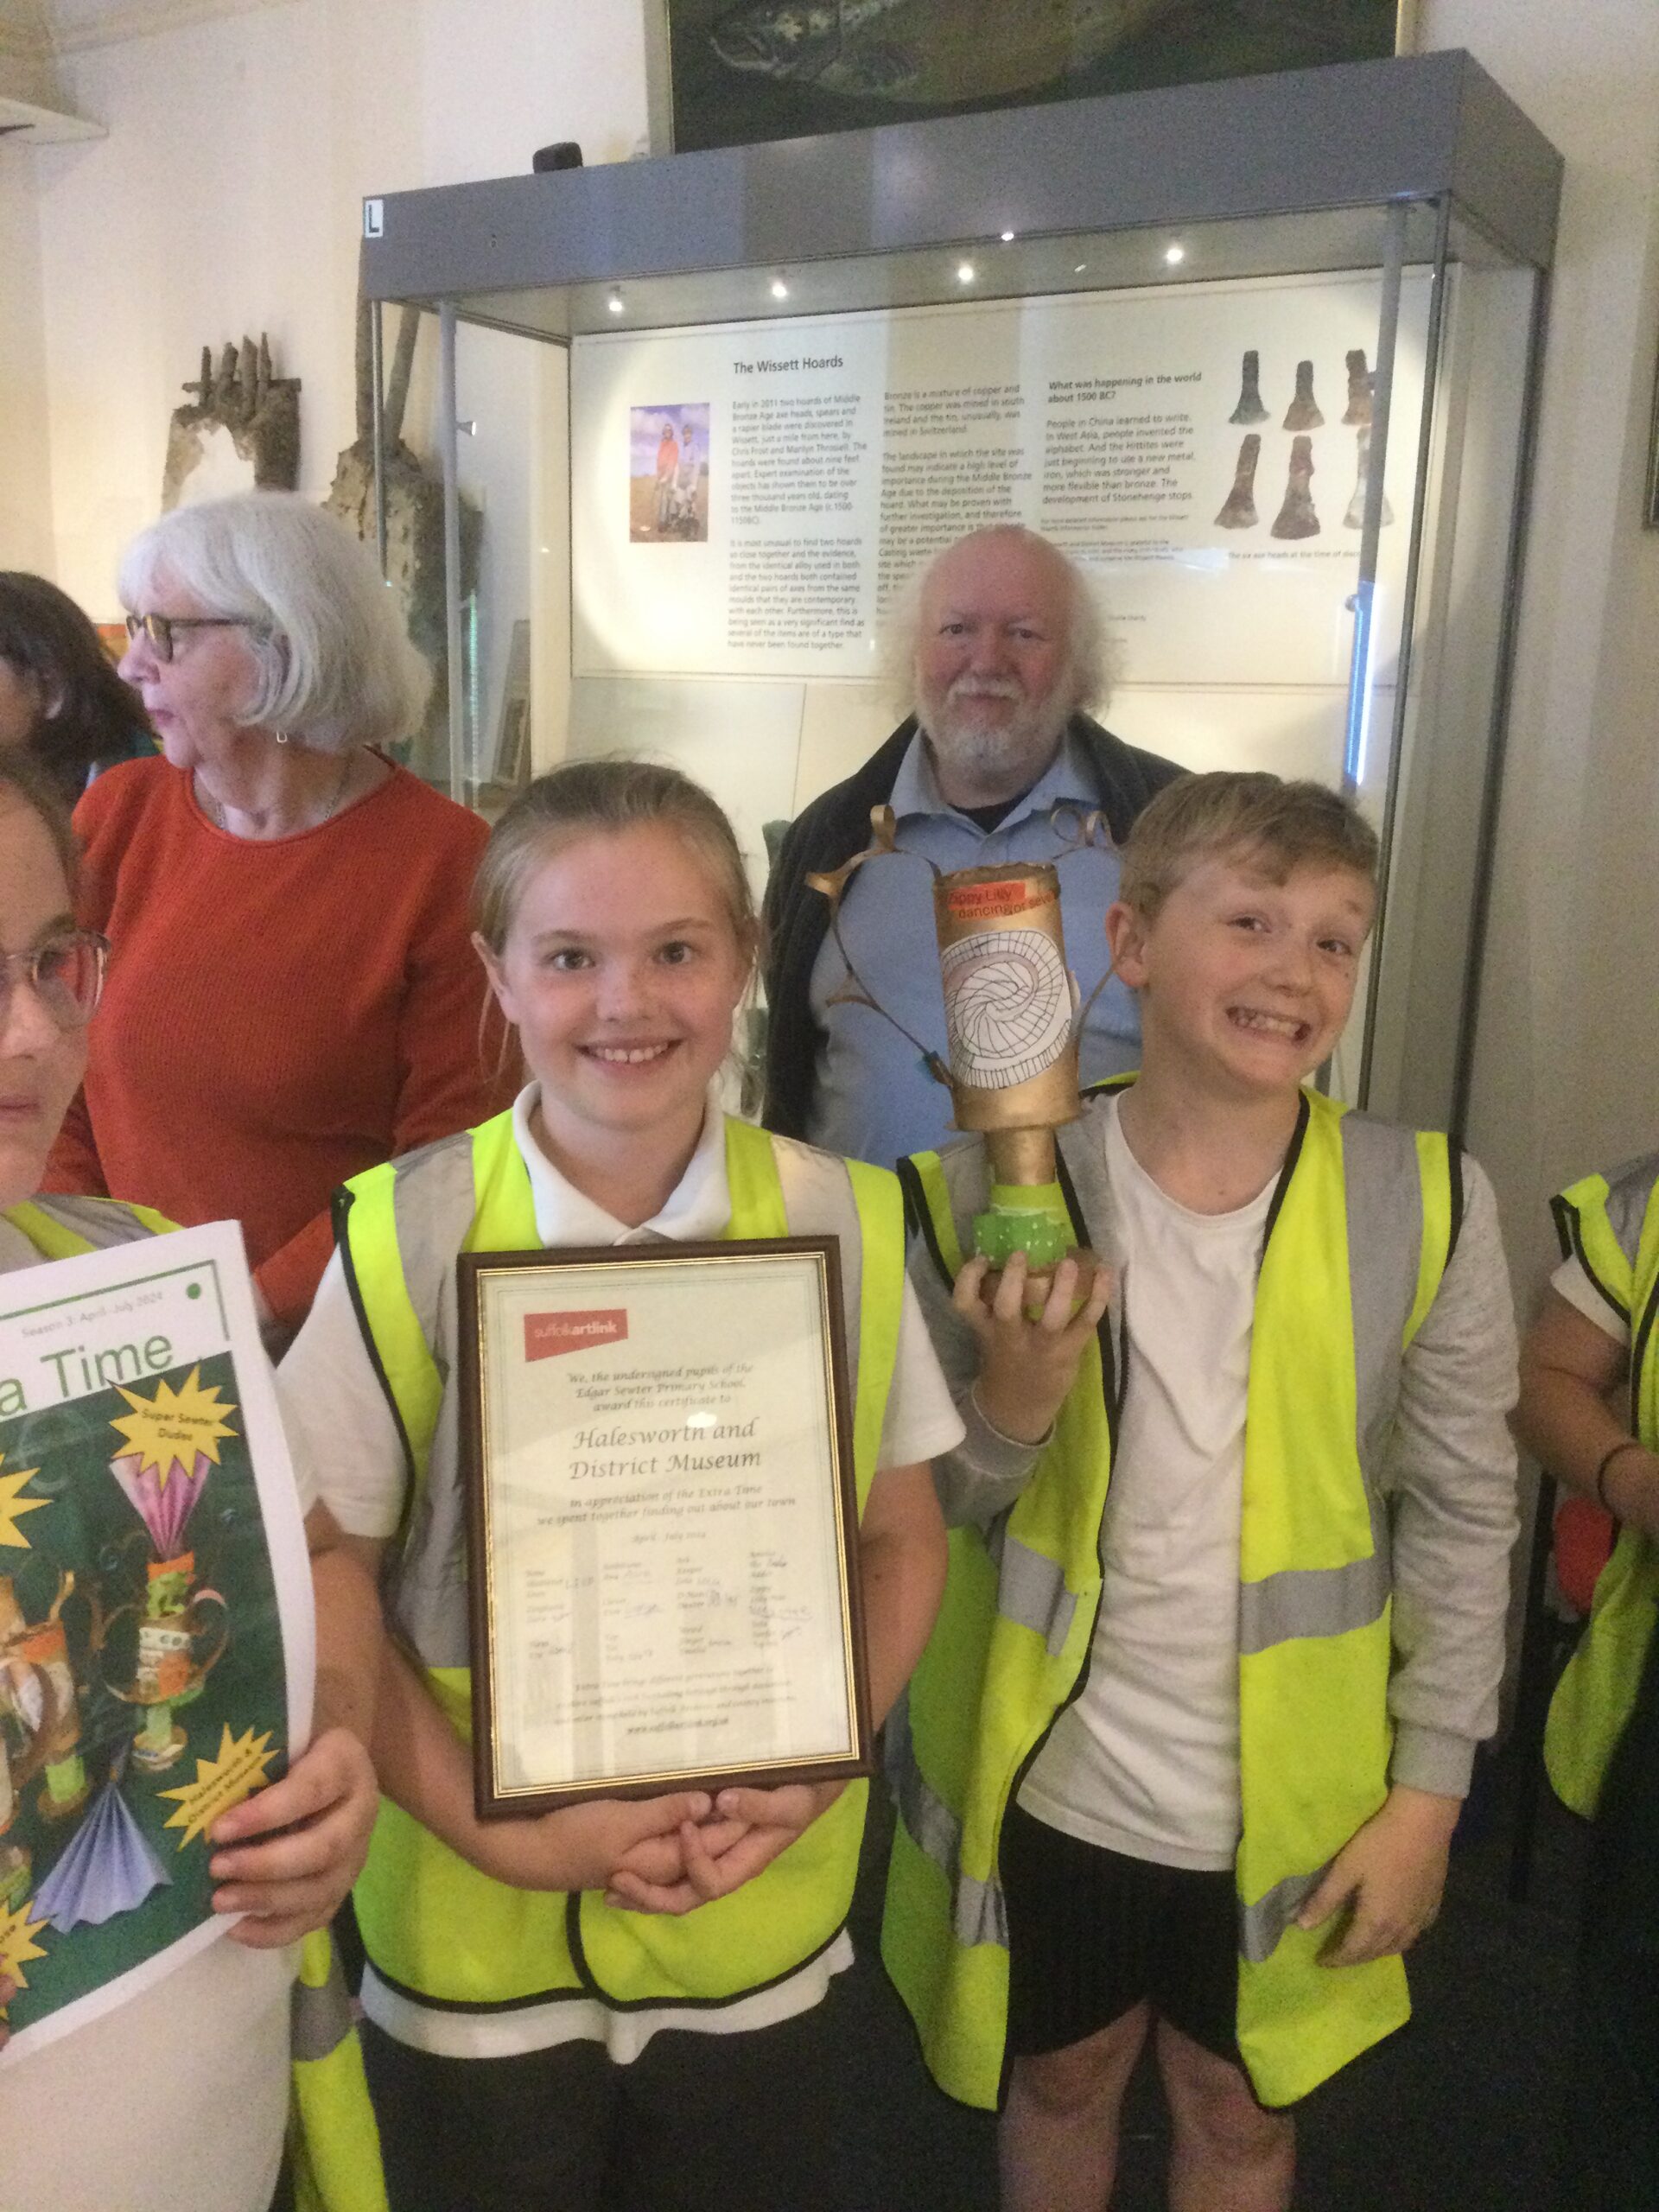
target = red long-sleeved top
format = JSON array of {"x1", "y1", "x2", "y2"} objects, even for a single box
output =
[{"x1": 46, "y1": 755, "x2": 517, "y2": 1325}]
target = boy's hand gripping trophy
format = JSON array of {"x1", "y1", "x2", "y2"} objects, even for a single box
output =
[{"x1": 810, "y1": 808, "x2": 1109, "y2": 1299}]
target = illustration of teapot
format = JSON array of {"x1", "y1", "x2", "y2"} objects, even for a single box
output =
[{"x1": 96, "y1": 1548, "x2": 228, "y2": 1774}]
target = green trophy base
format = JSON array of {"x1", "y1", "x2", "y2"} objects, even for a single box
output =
[
  {"x1": 973, "y1": 1206, "x2": 1075, "y2": 1268},
  {"x1": 973, "y1": 1181, "x2": 1074, "y2": 1268}
]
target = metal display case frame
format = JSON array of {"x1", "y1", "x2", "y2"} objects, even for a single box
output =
[{"x1": 359, "y1": 48, "x2": 1560, "y2": 1135}]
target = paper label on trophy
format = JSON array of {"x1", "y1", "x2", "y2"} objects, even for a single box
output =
[{"x1": 944, "y1": 878, "x2": 1057, "y2": 922}]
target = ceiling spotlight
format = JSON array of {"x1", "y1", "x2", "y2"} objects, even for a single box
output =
[
  {"x1": 1164, "y1": 243, "x2": 1186, "y2": 266},
  {"x1": 957, "y1": 261, "x2": 976, "y2": 283},
  {"x1": 607, "y1": 289, "x2": 624, "y2": 315},
  {"x1": 770, "y1": 277, "x2": 790, "y2": 300},
  {"x1": 1000, "y1": 229, "x2": 1015, "y2": 243}
]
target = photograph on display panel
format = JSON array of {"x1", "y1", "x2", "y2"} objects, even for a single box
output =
[
  {"x1": 660, "y1": 2, "x2": 1417, "y2": 154},
  {"x1": 630, "y1": 403, "x2": 712, "y2": 543}
]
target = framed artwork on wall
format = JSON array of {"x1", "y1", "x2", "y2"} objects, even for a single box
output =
[{"x1": 656, "y1": 1, "x2": 1419, "y2": 156}]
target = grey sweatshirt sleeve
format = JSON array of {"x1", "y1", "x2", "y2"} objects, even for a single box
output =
[
  {"x1": 906, "y1": 1141, "x2": 1047, "y2": 1528},
  {"x1": 1380, "y1": 1156, "x2": 1521, "y2": 1797}
]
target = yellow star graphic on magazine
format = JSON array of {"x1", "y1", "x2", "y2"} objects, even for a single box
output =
[
  {"x1": 0, "y1": 1897, "x2": 49, "y2": 1992},
  {"x1": 0, "y1": 1455, "x2": 46, "y2": 1549},
  {"x1": 159, "y1": 1725, "x2": 277, "y2": 1849},
  {"x1": 109, "y1": 1368, "x2": 238, "y2": 1489}
]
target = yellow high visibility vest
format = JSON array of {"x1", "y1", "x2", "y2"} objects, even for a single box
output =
[
  {"x1": 3, "y1": 1196, "x2": 385, "y2": 2212},
  {"x1": 337, "y1": 1110, "x2": 905, "y2": 2012},
  {"x1": 1543, "y1": 1154, "x2": 1659, "y2": 1816},
  {"x1": 881, "y1": 1084, "x2": 1457, "y2": 2110}
]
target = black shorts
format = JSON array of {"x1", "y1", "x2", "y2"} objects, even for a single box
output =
[{"x1": 1001, "y1": 1797, "x2": 1242, "y2": 2066}]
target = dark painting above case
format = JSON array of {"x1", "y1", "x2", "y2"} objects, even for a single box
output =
[{"x1": 664, "y1": 1, "x2": 1414, "y2": 156}]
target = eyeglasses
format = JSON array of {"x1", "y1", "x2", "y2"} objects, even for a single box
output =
[
  {"x1": 1, "y1": 931, "x2": 109, "y2": 1031},
  {"x1": 123, "y1": 613, "x2": 258, "y2": 664}
]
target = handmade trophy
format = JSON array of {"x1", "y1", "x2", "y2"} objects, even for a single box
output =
[
  {"x1": 101, "y1": 1376, "x2": 232, "y2": 1772},
  {"x1": 810, "y1": 809, "x2": 1110, "y2": 1281},
  {"x1": 0, "y1": 1573, "x2": 89, "y2": 1821},
  {"x1": 99, "y1": 1544, "x2": 228, "y2": 1774},
  {"x1": 0, "y1": 1605, "x2": 60, "y2": 1908}
]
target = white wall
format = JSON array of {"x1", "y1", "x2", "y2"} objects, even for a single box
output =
[
  {"x1": 0, "y1": 145, "x2": 54, "y2": 570},
  {"x1": 1414, "y1": 2, "x2": 1659, "y2": 1293},
  {"x1": 0, "y1": 0, "x2": 647, "y2": 759}
]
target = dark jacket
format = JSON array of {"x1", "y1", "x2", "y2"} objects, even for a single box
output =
[{"x1": 760, "y1": 711, "x2": 1185, "y2": 1141}]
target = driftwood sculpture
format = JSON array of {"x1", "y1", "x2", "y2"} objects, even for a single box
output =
[
  {"x1": 325, "y1": 296, "x2": 481, "y2": 772},
  {"x1": 161, "y1": 336, "x2": 300, "y2": 510}
]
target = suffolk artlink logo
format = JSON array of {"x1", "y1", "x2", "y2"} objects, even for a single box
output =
[{"x1": 524, "y1": 1310, "x2": 628, "y2": 1362}]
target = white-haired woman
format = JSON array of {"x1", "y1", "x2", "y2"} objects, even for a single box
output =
[{"x1": 47, "y1": 493, "x2": 515, "y2": 1343}]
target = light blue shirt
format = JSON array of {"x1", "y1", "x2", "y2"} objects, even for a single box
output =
[{"x1": 805, "y1": 730, "x2": 1141, "y2": 1169}]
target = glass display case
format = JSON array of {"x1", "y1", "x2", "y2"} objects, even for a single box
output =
[{"x1": 360, "y1": 48, "x2": 1560, "y2": 1135}]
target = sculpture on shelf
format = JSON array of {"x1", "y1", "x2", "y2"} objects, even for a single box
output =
[
  {"x1": 161, "y1": 336, "x2": 300, "y2": 511},
  {"x1": 326, "y1": 295, "x2": 481, "y2": 775}
]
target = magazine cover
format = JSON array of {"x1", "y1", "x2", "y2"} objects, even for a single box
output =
[{"x1": 0, "y1": 1220, "x2": 313, "y2": 2068}]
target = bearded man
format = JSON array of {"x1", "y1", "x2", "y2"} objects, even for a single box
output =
[{"x1": 761, "y1": 524, "x2": 1184, "y2": 1164}]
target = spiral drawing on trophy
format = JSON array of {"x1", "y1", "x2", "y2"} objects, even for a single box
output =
[{"x1": 941, "y1": 928, "x2": 1072, "y2": 1090}]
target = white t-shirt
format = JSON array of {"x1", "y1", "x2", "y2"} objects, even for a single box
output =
[
  {"x1": 0, "y1": 1215, "x2": 292, "y2": 2212},
  {"x1": 276, "y1": 1088, "x2": 963, "y2": 2060},
  {"x1": 1018, "y1": 1099, "x2": 1273, "y2": 1871}
]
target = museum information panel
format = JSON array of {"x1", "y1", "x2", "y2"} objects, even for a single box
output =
[{"x1": 571, "y1": 274, "x2": 1427, "y2": 690}]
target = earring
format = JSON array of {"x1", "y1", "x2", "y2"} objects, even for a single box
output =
[{"x1": 274, "y1": 731, "x2": 289, "y2": 745}]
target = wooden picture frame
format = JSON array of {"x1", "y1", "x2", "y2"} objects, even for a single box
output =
[{"x1": 458, "y1": 1237, "x2": 872, "y2": 1815}]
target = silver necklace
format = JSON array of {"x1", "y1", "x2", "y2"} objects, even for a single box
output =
[{"x1": 198, "y1": 747, "x2": 356, "y2": 833}]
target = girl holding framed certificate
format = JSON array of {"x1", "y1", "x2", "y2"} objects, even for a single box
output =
[{"x1": 279, "y1": 760, "x2": 957, "y2": 2212}]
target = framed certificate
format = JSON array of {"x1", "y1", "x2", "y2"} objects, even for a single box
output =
[{"x1": 457, "y1": 1238, "x2": 872, "y2": 1815}]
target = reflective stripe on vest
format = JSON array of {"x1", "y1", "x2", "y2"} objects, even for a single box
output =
[
  {"x1": 882, "y1": 1088, "x2": 1453, "y2": 2110},
  {"x1": 292, "y1": 1926, "x2": 355, "y2": 2063},
  {"x1": 3, "y1": 1194, "x2": 176, "y2": 1257},
  {"x1": 290, "y1": 1930, "x2": 388, "y2": 2212},
  {"x1": 1544, "y1": 1155, "x2": 1659, "y2": 1816},
  {"x1": 340, "y1": 1109, "x2": 905, "y2": 2011}
]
